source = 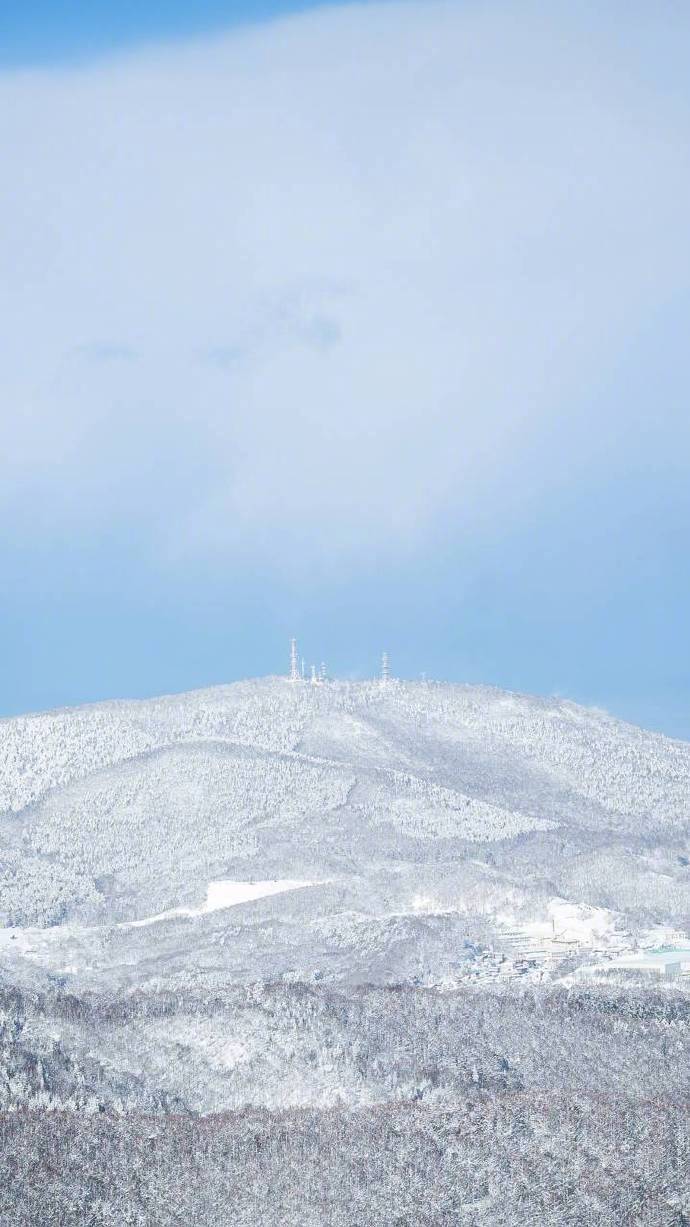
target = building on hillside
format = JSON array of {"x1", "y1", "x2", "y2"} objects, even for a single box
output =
[{"x1": 581, "y1": 948, "x2": 690, "y2": 981}]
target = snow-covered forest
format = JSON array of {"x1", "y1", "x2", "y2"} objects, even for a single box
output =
[{"x1": 0, "y1": 677, "x2": 688, "y2": 1222}]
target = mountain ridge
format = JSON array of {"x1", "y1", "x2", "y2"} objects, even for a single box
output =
[{"x1": 1, "y1": 676, "x2": 687, "y2": 963}]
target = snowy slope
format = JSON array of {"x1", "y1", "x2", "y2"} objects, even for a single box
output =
[
  {"x1": 3, "y1": 676, "x2": 688, "y2": 824},
  {"x1": 0, "y1": 677, "x2": 688, "y2": 991}
]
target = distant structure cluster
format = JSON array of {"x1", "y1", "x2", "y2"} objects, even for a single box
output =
[{"x1": 288, "y1": 639, "x2": 391, "y2": 685}]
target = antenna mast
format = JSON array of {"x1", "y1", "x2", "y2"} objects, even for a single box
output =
[
  {"x1": 381, "y1": 651, "x2": 390, "y2": 685},
  {"x1": 289, "y1": 638, "x2": 300, "y2": 682}
]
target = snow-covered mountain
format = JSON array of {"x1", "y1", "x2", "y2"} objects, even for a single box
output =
[
  {"x1": 1, "y1": 678, "x2": 689, "y2": 1223},
  {"x1": 1, "y1": 677, "x2": 688, "y2": 994}
]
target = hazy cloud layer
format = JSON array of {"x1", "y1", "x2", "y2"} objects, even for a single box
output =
[{"x1": 2, "y1": 1, "x2": 689, "y2": 565}]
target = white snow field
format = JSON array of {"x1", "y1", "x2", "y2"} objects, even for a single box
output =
[{"x1": 126, "y1": 878, "x2": 317, "y2": 927}]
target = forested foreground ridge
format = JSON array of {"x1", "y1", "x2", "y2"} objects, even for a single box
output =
[
  {"x1": 1, "y1": 1097, "x2": 688, "y2": 1227},
  {"x1": 1, "y1": 982, "x2": 689, "y2": 1113},
  {"x1": 1, "y1": 678, "x2": 689, "y2": 1222}
]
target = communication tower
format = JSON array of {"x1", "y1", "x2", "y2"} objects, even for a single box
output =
[
  {"x1": 381, "y1": 651, "x2": 390, "y2": 684},
  {"x1": 289, "y1": 638, "x2": 300, "y2": 682}
]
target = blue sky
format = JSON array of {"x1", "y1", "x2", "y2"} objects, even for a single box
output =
[
  {"x1": 0, "y1": 0, "x2": 351, "y2": 65},
  {"x1": 1, "y1": 0, "x2": 689, "y2": 739}
]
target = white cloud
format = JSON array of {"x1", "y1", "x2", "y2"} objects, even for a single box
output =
[{"x1": 1, "y1": 1, "x2": 689, "y2": 565}]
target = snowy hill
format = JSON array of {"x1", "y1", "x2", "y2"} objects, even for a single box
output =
[
  {"x1": 3, "y1": 676, "x2": 690, "y2": 821},
  {"x1": 1, "y1": 676, "x2": 689, "y2": 1225},
  {"x1": 0, "y1": 677, "x2": 687, "y2": 994}
]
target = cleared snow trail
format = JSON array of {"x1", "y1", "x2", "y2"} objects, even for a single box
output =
[{"x1": 125, "y1": 879, "x2": 316, "y2": 928}]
